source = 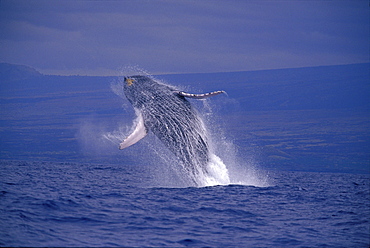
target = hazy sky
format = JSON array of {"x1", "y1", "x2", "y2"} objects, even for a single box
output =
[{"x1": 0, "y1": 0, "x2": 369, "y2": 76}]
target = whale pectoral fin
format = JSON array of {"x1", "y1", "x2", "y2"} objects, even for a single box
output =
[
  {"x1": 119, "y1": 113, "x2": 148, "y2": 150},
  {"x1": 178, "y1": 90, "x2": 226, "y2": 99}
]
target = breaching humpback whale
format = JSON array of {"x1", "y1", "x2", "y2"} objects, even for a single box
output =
[{"x1": 119, "y1": 75, "x2": 225, "y2": 185}]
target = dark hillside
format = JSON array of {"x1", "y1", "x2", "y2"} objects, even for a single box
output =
[
  {"x1": 0, "y1": 63, "x2": 369, "y2": 173},
  {"x1": 0, "y1": 63, "x2": 42, "y2": 82},
  {"x1": 160, "y1": 63, "x2": 370, "y2": 111},
  {"x1": 159, "y1": 64, "x2": 369, "y2": 173}
]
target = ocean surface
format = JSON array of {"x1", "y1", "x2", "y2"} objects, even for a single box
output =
[
  {"x1": 1, "y1": 63, "x2": 369, "y2": 247},
  {"x1": 1, "y1": 160, "x2": 369, "y2": 247}
]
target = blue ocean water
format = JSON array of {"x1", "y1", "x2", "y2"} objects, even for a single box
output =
[{"x1": 1, "y1": 160, "x2": 369, "y2": 247}]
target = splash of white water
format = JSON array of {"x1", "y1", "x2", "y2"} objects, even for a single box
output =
[{"x1": 199, "y1": 154, "x2": 230, "y2": 186}]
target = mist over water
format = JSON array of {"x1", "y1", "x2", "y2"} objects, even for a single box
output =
[{"x1": 94, "y1": 68, "x2": 270, "y2": 188}]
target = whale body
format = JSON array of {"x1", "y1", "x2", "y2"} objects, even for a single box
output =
[{"x1": 119, "y1": 75, "x2": 225, "y2": 184}]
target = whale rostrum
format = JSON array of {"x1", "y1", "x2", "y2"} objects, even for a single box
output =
[{"x1": 119, "y1": 75, "x2": 226, "y2": 184}]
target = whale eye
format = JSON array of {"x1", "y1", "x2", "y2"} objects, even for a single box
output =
[{"x1": 125, "y1": 78, "x2": 135, "y2": 86}]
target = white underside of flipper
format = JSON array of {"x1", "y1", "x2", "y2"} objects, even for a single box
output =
[{"x1": 119, "y1": 111, "x2": 148, "y2": 150}]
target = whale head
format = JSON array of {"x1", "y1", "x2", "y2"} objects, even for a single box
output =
[{"x1": 123, "y1": 75, "x2": 162, "y2": 108}]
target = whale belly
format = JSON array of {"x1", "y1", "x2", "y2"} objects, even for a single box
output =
[{"x1": 143, "y1": 99, "x2": 209, "y2": 174}]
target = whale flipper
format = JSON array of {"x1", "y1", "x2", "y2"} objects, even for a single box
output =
[
  {"x1": 178, "y1": 90, "x2": 226, "y2": 99},
  {"x1": 119, "y1": 112, "x2": 148, "y2": 150}
]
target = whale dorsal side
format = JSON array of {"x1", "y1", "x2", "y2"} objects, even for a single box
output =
[
  {"x1": 178, "y1": 90, "x2": 226, "y2": 99},
  {"x1": 119, "y1": 112, "x2": 148, "y2": 150}
]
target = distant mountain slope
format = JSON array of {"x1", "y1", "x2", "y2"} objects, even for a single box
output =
[
  {"x1": 0, "y1": 63, "x2": 42, "y2": 82},
  {"x1": 0, "y1": 63, "x2": 369, "y2": 173},
  {"x1": 160, "y1": 63, "x2": 370, "y2": 111},
  {"x1": 2, "y1": 63, "x2": 368, "y2": 111}
]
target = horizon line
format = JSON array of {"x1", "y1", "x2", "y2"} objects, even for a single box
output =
[{"x1": 1, "y1": 62, "x2": 368, "y2": 77}]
